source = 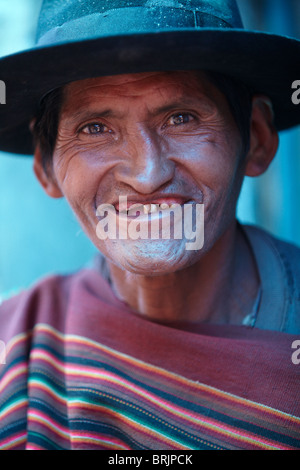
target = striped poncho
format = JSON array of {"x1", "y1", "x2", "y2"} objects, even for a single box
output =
[{"x1": 0, "y1": 266, "x2": 299, "y2": 451}]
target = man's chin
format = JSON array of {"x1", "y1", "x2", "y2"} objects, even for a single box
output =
[{"x1": 102, "y1": 238, "x2": 202, "y2": 276}]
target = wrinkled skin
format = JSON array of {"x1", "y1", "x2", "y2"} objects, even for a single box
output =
[{"x1": 34, "y1": 71, "x2": 278, "y2": 324}]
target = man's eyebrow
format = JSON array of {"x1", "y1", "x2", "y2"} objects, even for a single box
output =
[
  {"x1": 62, "y1": 108, "x2": 123, "y2": 123},
  {"x1": 149, "y1": 97, "x2": 215, "y2": 115},
  {"x1": 151, "y1": 102, "x2": 187, "y2": 114}
]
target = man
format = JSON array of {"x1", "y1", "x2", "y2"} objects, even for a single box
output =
[{"x1": 0, "y1": 0, "x2": 300, "y2": 451}]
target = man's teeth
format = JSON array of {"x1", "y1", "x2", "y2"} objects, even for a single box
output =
[
  {"x1": 143, "y1": 203, "x2": 181, "y2": 214},
  {"x1": 120, "y1": 203, "x2": 180, "y2": 214},
  {"x1": 143, "y1": 204, "x2": 158, "y2": 214}
]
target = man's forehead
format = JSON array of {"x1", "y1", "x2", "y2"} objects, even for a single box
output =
[
  {"x1": 61, "y1": 70, "x2": 217, "y2": 112},
  {"x1": 63, "y1": 70, "x2": 212, "y2": 98}
]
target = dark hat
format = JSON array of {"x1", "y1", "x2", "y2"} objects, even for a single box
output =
[{"x1": 0, "y1": 0, "x2": 300, "y2": 155}]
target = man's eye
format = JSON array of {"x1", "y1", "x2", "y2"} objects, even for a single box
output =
[
  {"x1": 80, "y1": 123, "x2": 111, "y2": 135},
  {"x1": 166, "y1": 113, "x2": 195, "y2": 126}
]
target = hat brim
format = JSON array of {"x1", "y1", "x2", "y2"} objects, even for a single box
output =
[{"x1": 0, "y1": 28, "x2": 299, "y2": 155}]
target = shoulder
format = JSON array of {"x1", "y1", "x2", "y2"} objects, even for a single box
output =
[
  {"x1": 0, "y1": 265, "x2": 116, "y2": 349},
  {"x1": 244, "y1": 224, "x2": 300, "y2": 274},
  {"x1": 0, "y1": 272, "x2": 78, "y2": 346},
  {"x1": 243, "y1": 224, "x2": 300, "y2": 334}
]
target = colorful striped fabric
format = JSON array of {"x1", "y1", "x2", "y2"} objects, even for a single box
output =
[
  {"x1": 0, "y1": 271, "x2": 300, "y2": 450},
  {"x1": 0, "y1": 324, "x2": 299, "y2": 450}
]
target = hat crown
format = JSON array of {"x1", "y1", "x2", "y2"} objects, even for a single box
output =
[{"x1": 36, "y1": 0, "x2": 244, "y2": 44}]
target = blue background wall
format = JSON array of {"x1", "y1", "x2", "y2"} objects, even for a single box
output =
[{"x1": 0, "y1": 0, "x2": 299, "y2": 296}]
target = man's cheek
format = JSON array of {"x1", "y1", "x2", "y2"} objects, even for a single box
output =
[{"x1": 61, "y1": 179, "x2": 96, "y2": 218}]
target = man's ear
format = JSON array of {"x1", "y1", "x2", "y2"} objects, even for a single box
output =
[
  {"x1": 245, "y1": 96, "x2": 279, "y2": 177},
  {"x1": 33, "y1": 146, "x2": 63, "y2": 198}
]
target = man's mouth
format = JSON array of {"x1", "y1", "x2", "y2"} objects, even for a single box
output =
[
  {"x1": 95, "y1": 195, "x2": 204, "y2": 249},
  {"x1": 115, "y1": 198, "x2": 191, "y2": 215}
]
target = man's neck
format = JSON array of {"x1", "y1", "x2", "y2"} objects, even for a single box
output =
[{"x1": 107, "y1": 221, "x2": 260, "y2": 326}]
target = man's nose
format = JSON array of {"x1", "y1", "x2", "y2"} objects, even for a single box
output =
[{"x1": 113, "y1": 127, "x2": 175, "y2": 194}]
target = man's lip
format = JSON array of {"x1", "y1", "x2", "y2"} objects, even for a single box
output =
[{"x1": 114, "y1": 196, "x2": 191, "y2": 213}]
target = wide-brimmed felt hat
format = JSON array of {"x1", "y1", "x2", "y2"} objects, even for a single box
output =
[{"x1": 0, "y1": 0, "x2": 299, "y2": 156}]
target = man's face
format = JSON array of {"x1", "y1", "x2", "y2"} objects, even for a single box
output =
[{"x1": 44, "y1": 71, "x2": 247, "y2": 275}]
